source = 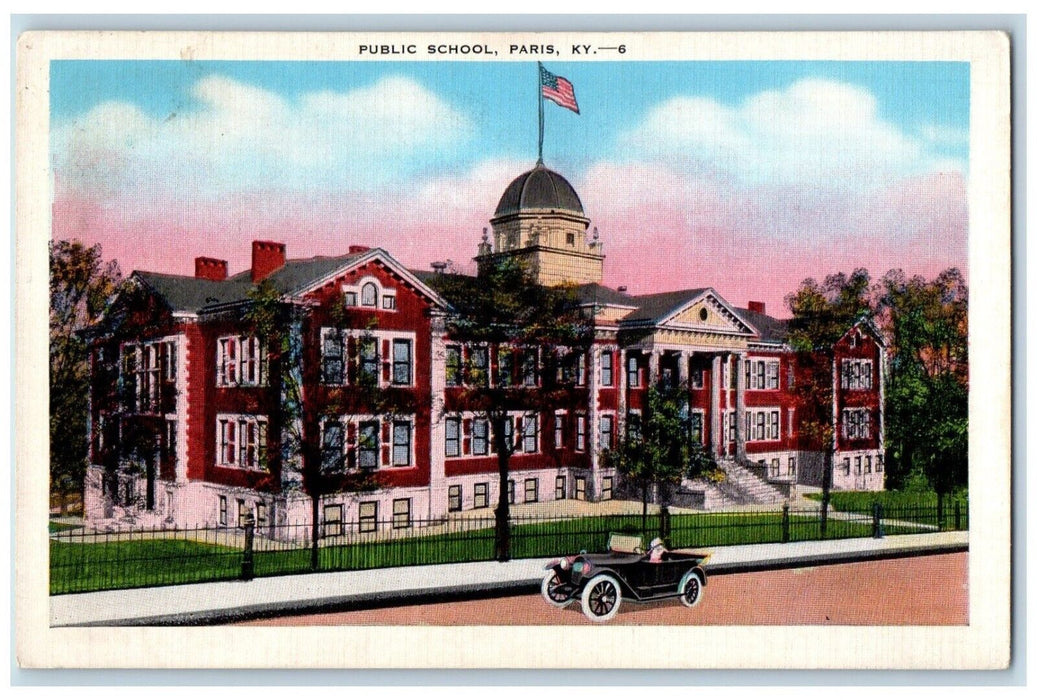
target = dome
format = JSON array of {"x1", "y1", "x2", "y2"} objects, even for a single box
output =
[{"x1": 494, "y1": 164, "x2": 585, "y2": 218}]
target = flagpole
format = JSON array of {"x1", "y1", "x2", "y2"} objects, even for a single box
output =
[{"x1": 537, "y1": 61, "x2": 544, "y2": 165}]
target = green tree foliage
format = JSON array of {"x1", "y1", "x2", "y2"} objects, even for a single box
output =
[
  {"x1": 50, "y1": 240, "x2": 121, "y2": 514},
  {"x1": 603, "y1": 384, "x2": 694, "y2": 529},
  {"x1": 785, "y1": 268, "x2": 874, "y2": 534},
  {"x1": 878, "y1": 268, "x2": 968, "y2": 494},
  {"x1": 428, "y1": 257, "x2": 593, "y2": 561}
]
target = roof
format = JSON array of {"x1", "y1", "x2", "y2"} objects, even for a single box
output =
[
  {"x1": 494, "y1": 163, "x2": 585, "y2": 218},
  {"x1": 621, "y1": 288, "x2": 711, "y2": 324},
  {"x1": 735, "y1": 307, "x2": 789, "y2": 344},
  {"x1": 574, "y1": 282, "x2": 637, "y2": 308}
]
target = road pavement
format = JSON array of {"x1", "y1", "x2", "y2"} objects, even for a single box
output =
[{"x1": 49, "y1": 530, "x2": 968, "y2": 626}]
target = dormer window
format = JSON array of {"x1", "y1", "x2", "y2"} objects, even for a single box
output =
[{"x1": 361, "y1": 282, "x2": 378, "y2": 307}]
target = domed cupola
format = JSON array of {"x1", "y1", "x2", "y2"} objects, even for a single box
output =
[
  {"x1": 494, "y1": 164, "x2": 585, "y2": 218},
  {"x1": 479, "y1": 163, "x2": 603, "y2": 286}
]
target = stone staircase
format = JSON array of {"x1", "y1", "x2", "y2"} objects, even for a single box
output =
[{"x1": 713, "y1": 458, "x2": 787, "y2": 505}]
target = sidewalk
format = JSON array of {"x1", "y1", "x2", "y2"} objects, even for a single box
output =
[{"x1": 49, "y1": 530, "x2": 968, "y2": 627}]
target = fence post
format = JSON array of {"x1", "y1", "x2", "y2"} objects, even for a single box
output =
[
  {"x1": 954, "y1": 501, "x2": 961, "y2": 531},
  {"x1": 872, "y1": 503, "x2": 884, "y2": 539},
  {"x1": 241, "y1": 513, "x2": 255, "y2": 581},
  {"x1": 781, "y1": 503, "x2": 790, "y2": 543}
]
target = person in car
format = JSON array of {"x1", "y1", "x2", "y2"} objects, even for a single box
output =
[{"x1": 648, "y1": 537, "x2": 668, "y2": 562}]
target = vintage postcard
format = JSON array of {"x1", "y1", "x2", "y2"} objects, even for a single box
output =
[{"x1": 15, "y1": 30, "x2": 1011, "y2": 669}]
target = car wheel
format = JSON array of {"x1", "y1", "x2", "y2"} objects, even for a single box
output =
[
  {"x1": 680, "y1": 571, "x2": 704, "y2": 608},
  {"x1": 581, "y1": 574, "x2": 623, "y2": 622},
  {"x1": 541, "y1": 571, "x2": 574, "y2": 608}
]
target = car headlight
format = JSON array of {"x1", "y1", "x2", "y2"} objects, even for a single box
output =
[{"x1": 559, "y1": 558, "x2": 569, "y2": 570}]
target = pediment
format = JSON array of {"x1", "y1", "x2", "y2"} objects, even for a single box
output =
[{"x1": 659, "y1": 292, "x2": 756, "y2": 337}]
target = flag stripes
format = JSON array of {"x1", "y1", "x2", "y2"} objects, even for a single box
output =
[{"x1": 540, "y1": 65, "x2": 580, "y2": 114}]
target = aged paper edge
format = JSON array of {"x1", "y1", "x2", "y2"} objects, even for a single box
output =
[{"x1": 14, "y1": 30, "x2": 1012, "y2": 669}]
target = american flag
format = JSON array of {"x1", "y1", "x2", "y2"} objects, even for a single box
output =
[{"x1": 540, "y1": 65, "x2": 580, "y2": 114}]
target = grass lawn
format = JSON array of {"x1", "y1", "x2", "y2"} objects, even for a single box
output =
[
  {"x1": 48, "y1": 521, "x2": 82, "y2": 534},
  {"x1": 52, "y1": 508, "x2": 918, "y2": 594}
]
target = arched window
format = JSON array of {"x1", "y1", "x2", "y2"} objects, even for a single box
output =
[{"x1": 361, "y1": 282, "x2": 378, "y2": 307}]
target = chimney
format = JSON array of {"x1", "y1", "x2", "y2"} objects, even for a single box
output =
[
  {"x1": 195, "y1": 257, "x2": 228, "y2": 281},
  {"x1": 748, "y1": 301, "x2": 766, "y2": 314},
  {"x1": 251, "y1": 240, "x2": 286, "y2": 283},
  {"x1": 430, "y1": 261, "x2": 448, "y2": 275},
  {"x1": 617, "y1": 285, "x2": 628, "y2": 293},
  {"x1": 349, "y1": 245, "x2": 371, "y2": 254}
]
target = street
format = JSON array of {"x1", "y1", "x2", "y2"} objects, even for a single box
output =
[{"x1": 238, "y1": 552, "x2": 967, "y2": 626}]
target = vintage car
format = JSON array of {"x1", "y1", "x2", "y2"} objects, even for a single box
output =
[{"x1": 541, "y1": 533, "x2": 710, "y2": 622}]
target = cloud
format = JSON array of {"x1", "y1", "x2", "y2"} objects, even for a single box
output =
[
  {"x1": 618, "y1": 78, "x2": 964, "y2": 191},
  {"x1": 52, "y1": 74, "x2": 474, "y2": 199}
]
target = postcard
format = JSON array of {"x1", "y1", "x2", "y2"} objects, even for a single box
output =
[{"x1": 15, "y1": 29, "x2": 1011, "y2": 669}]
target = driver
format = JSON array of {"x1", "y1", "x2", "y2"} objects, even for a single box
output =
[{"x1": 648, "y1": 537, "x2": 668, "y2": 562}]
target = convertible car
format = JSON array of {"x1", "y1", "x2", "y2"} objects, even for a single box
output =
[{"x1": 541, "y1": 533, "x2": 710, "y2": 622}]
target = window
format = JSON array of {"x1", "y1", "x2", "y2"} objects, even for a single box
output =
[
  {"x1": 522, "y1": 349, "x2": 538, "y2": 386},
  {"x1": 498, "y1": 348, "x2": 513, "y2": 387},
  {"x1": 599, "y1": 415, "x2": 614, "y2": 451},
  {"x1": 626, "y1": 355, "x2": 640, "y2": 388},
  {"x1": 474, "y1": 482, "x2": 489, "y2": 509},
  {"x1": 237, "y1": 499, "x2": 248, "y2": 528},
  {"x1": 842, "y1": 409, "x2": 872, "y2": 440},
  {"x1": 392, "y1": 421, "x2": 412, "y2": 466},
  {"x1": 217, "y1": 416, "x2": 267, "y2": 470},
  {"x1": 358, "y1": 338, "x2": 379, "y2": 383},
  {"x1": 392, "y1": 339, "x2": 412, "y2": 385},
  {"x1": 361, "y1": 282, "x2": 378, "y2": 307},
  {"x1": 445, "y1": 346, "x2": 462, "y2": 387},
  {"x1": 876, "y1": 455, "x2": 884, "y2": 472},
  {"x1": 575, "y1": 415, "x2": 587, "y2": 451},
  {"x1": 756, "y1": 412, "x2": 766, "y2": 441},
  {"x1": 448, "y1": 485, "x2": 462, "y2": 512},
  {"x1": 689, "y1": 412, "x2": 703, "y2": 444},
  {"x1": 382, "y1": 294, "x2": 396, "y2": 310},
  {"x1": 766, "y1": 361, "x2": 779, "y2": 389},
  {"x1": 691, "y1": 368, "x2": 704, "y2": 390},
  {"x1": 842, "y1": 457, "x2": 851, "y2": 475},
  {"x1": 575, "y1": 354, "x2": 587, "y2": 386},
  {"x1": 445, "y1": 417, "x2": 461, "y2": 457},
  {"x1": 217, "y1": 336, "x2": 266, "y2": 387},
  {"x1": 470, "y1": 346, "x2": 489, "y2": 387},
  {"x1": 770, "y1": 458, "x2": 780, "y2": 477},
  {"x1": 865, "y1": 456, "x2": 872, "y2": 473},
  {"x1": 575, "y1": 477, "x2": 587, "y2": 500},
  {"x1": 218, "y1": 496, "x2": 227, "y2": 526},
  {"x1": 358, "y1": 501, "x2": 377, "y2": 533},
  {"x1": 566, "y1": 231, "x2": 575, "y2": 245},
  {"x1": 841, "y1": 359, "x2": 874, "y2": 390},
  {"x1": 324, "y1": 504, "x2": 343, "y2": 537},
  {"x1": 522, "y1": 414, "x2": 539, "y2": 453},
  {"x1": 600, "y1": 350, "x2": 614, "y2": 387},
  {"x1": 627, "y1": 411, "x2": 642, "y2": 441},
  {"x1": 343, "y1": 291, "x2": 358, "y2": 306},
  {"x1": 788, "y1": 456, "x2": 797, "y2": 477},
  {"x1": 555, "y1": 475, "x2": 566, "y2": 500},
  {"x1": 392, "y1": 498, "x2": 411, "y2": 529},
  {"x1": 322, "y1": 330, "x2": 345, "y2": 384},
  {"x1": 554, "y1": 414, "x2": 564, "y2": 449},
  {"x1": 499, "y1": 417, "x2": 514, "y2": 454},
  {"x1": 729, "y1": 412, "x2": 737, "y2": 443},
  {"x1": 770, "y1": 411, "x2": 780, "y2": 440},
  {"x1": 255, "y1": 502, "x2": 268, "y2": 529},
  {"x1": 508, "y1": 480, "x2": 515, "y2": 505},
  {"x1": 601, "y1": 476, "x2": 613, "y2": 501},
  {"x1": 358, "y1": 420, "x2": 380, "y2": 469},
  {"x1": 321, "y1": 421, "x2": 344, "y2": 472},
  {"x1": 162, "y1": 340, "x2": 177, "y2": 382},
  {"x1": 855, "y1": 456, "x2": 862, "y2": 474},
  {"x1": 755, "y1": 361, "x2": 765, "y2": 390},
  {"x1": 472, "y1": 419, "x2": 489, "y2": 456},
  {"x1": 524, "y1": 478, "x2": 539, "y2": 503},
  {"x1": 163, "y1": 419, "x2": 177, "y2": 466}
]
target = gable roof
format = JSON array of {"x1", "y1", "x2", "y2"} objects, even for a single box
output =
[
  {"x1": 621, "y1": 288, "x2": 712, "y2": 324},
  {"x1": 574, "y1": 282, "x2": 638, "y2": 308}
]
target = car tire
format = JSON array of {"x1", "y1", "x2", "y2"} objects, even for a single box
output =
[
  {"x1": 541, "y1": 571, "x2": 574, "y2": 608},
  {"x1": 679, "y1": 571, "x2": 704, "y2": 608},
  {"x1": 581, "y1": 574, "x2": 623, "y2": 622}
]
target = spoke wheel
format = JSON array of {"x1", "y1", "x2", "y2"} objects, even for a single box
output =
[
  {"x1": 680, "y1": 571, "x2": 703, "y2": 608},
  {"x1": 581, "y1": 574, "x2": 622, "y2": 622},
  {"x1": 541, "y1": 572, "x2": 574, "y2": 608}
]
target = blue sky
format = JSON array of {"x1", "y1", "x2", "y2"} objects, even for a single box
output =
[{"x1": 49, "y1": 59, "x2": 970, "y2": 312}]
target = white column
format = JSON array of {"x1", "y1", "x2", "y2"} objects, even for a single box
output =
[
  {"x1": 647, "y1": 349, "x2": 660, "y2": 386},
  {"x1": 617, "y1": 348, "x2": 627, "y2": 435},
  {"x1": 588, "y1": 344, "x2": 601, "y2": 498},
  {"x1": 735, "y1": 352, "x2": 746, "y2": 461},
  {"x1": 677, "y1": 350, "x2": 689, "y2": 386},
  {"x1": 710, "y1": 354, "x2": 722, "y2": 458}
]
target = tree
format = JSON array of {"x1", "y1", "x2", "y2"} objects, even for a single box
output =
[
  {"x1": 245, "y1": 280, "x2": 393, "y2": 568},
  {"x1": 878, "y1": 268, "x2": 968, "y2": 503},
  {"x1": 50, "y1": 240, "x2": 121, "y2": 514},
  {"x1": 786, "y1": 268, "x2": 874, "y2": 534},
  {"x1": 603, "y1": 384, "x2": 694, "y2": 531},
  {"x1": 428, "y1": 258, "x2": 593, "y2": 561}
]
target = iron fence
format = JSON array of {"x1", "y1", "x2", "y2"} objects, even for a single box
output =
[{"x1": 50, "y1": 501, "x2": 968, "y2": 595}]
